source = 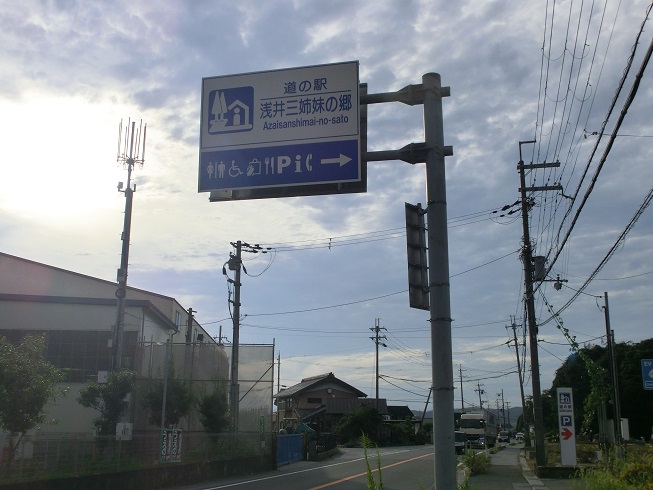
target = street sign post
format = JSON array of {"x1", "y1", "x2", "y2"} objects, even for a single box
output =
[
  {"x1": 557, "y1": 387, "x2": 577, "y2": 466},
  {"x1": 199, "y1": 61, "x2": 360, "y2": 198},
  {"x1": 642, "y1": 359, "x2": 653, "y2": 390}
]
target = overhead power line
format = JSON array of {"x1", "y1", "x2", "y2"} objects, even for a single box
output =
[
  {"x1": 544, "y1": 4, "x2": 653, "y2": 278},
  {"x1": 540, "y1": 181, "x2": 653, "y2": 326}
]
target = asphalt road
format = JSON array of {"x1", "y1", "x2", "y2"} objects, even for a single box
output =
[
  {"x1": 171, "y1": 443, "x2": 578, "y2": 490},
  {"x1": 173, "y1": 445, "x2": 437, "y2": 490}
]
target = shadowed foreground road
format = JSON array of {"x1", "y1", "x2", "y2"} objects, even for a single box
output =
[
  {"x1": 171, "y1": 446, "x2": 435, "y2": 490},
  {"x1": 170, "y1": 444, "x2": 579, "y2": 490}
]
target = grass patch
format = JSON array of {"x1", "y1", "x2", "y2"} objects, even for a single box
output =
[
  {"x1": 461, "y1": 449, "x2": 491, "y2": 475},
  {"x1": 573, "y1": 446, "x2": 653, "y2": 489}
]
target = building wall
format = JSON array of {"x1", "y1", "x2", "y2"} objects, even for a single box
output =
[
  {"x1": 0, "y1": 253, "x2": 233, "y2": 438},
  {"x1": 2, "y1": 299, "x2": 116, "y2": 332},
  {"x1": 296, "y1": 387, "x2": 353, "y2": 410},
  {"x1": 0, "y1": 254, "x2": 117, "y2": 298}
]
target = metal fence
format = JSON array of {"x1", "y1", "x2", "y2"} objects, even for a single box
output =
[{"x1": 1, "y1": 430, "x2": 272, "y2": 486}]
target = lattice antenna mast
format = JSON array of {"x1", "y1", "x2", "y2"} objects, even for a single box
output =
[
  {"x1": 117, "y1": 118, "x2": 147, "y2": 186},
  {"x1": 112, "y1": 118, "x2": 147, "y2": 371}
]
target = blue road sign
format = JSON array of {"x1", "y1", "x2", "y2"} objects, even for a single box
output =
[
  {"x1": 199, "y1": 139, "x2": 359, "y2": 192},
  {"x1": 642, "y1": 359, "x2": 653, "y2": 390},
  {"x1": 199, "y1": 61, "x2": 360, "y2": 196}
]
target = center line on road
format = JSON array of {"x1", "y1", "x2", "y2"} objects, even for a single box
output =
[{"x1": 307, "y1": 453, "x2": 432, "y2": 489}]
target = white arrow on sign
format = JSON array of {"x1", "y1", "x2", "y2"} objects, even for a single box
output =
[{"x1": 321, "y1": 154, "x2": 352, "y2": 167}]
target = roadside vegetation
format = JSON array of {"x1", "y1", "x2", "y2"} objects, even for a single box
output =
[
  {"x1": 572, "y1": 445, "x2": 653, "y2": 490},
  {"x1": 0, "y1": 334, "x2": 64, "y2": 476},
  {"x1": 461, "y1": 448, "x2": 491, "y2": 475}
]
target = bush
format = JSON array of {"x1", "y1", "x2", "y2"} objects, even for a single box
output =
[
  {"x1": 461, "y1": 449, "x2": 491, "y2": 475},
  {"x1": 575, "y1": 449, "x2": 653, "y2": 489}
]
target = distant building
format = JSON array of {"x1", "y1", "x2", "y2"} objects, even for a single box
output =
[
  {"x1": 274, "y1": 372, "x2": 387, "y2": 432},
  {"x1": 0, "y1": 252, "x2": 229, "y2": 436}
]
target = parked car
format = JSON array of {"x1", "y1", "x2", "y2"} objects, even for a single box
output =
[
  {"x1": 498, "y1": 430, "x2": 510, "y2": 444},
  {"x1": 515, "y1": 432, "x2": 524, "y2": 442}
]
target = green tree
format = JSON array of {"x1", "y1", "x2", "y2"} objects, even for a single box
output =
[
  {"x1": 141, "y1": 359, "x2": 194, "y2": 427},
  {"x1": 614, "y1": 338, "x2": 653, "y2": 440},
  {"x1": 334, "y1": 403, "x2": 382, "y2": 445},
  {"x1": 390, "y1": 417, "x2": 419, "y2": 445},
  {"x1": 546, "y1": 338, "x2": 653, "y2": 440},
  {"x1": 197, "y1": 382, "x2": 229, "y2": 434},
  {"x1": 0, "y1": 335, "x2": 64, "y2": 472},
  {"x1": 77, "y1": 369, "x2": 137, "y2": 436}
]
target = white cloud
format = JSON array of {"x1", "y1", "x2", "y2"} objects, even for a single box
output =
[{"x1": 1, "y1": 0, "x2": 651, "y2": 415}]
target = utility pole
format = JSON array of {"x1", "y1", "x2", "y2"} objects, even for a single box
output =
[
  {"x1": 459, "y1": 365, "x2": 465, "y2": 411},
  {"x1": 420, "y1": 386, "x2": 433, "y2": 428},
  {"x1": 517, "y1": 140, "x2": 561, "y2": 466},
  {"x1": 185, "y1": 307, "x2": 195, "y2": 344},
  {"x1": 603, "y1": 292, "x2": 622, "y2": 449},
  {"x1": 475, "y1": 381, "x2": 485, "y2": 409},
  {"x1": 228, "y1": 240, "x2": 242, "y2": 434},
  {"x1": 508, "y1": 318, "x2": 529, "y2": 440},
  {"x1": 113, "y1": 118, "x2": 146, "y2": 371},
  {"x1": 370, "y1": 318, "x2": 387, "y2": 410},
  {"x1": 215, "y1": 325, "x2": 227, "y2": 345},
  {"x1": 506, "y1": 401, "x2": 512, "y2": 429},
  {"x1": 499, "y1": 389, "x2": 506, "y2": 428},
  {"x1": 277, "y1": 352, "x2": 281, "y2": 394},
  {"x1": 222, "y1": 241, "x2": 270, "y2": 434}
]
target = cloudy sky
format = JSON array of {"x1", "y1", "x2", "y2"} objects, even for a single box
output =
[{"x1": 2, "y1": 0, "x2": 652, "y2": 418}]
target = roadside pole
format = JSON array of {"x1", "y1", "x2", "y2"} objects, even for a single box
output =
[
  {"x1": 423, "y1": 73, "x2": 456, "y2": 488},
  {"x1": 364, "y1": 73, "x2": 454, "y2": 488}
]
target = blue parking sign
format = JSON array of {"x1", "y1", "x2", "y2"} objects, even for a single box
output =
[{"x1": 642, "y1": 359, "x2": 653, "y2": 390}]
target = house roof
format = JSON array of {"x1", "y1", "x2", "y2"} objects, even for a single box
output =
[
  {"x1": 387, "y1": 405, "x2": 415, "y2": 420},
  {"x1": 325, "y1": 397, "x2": 388, "y2": 415},
  {"x1": 275, "y1": 372, "x2": 367, "y2": 399}
]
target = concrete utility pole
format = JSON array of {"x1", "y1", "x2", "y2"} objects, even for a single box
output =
[
  {"x1": 475, "y1": 381, "x2": 485, "y2": 409},
  {"x1": 277, "y1": 352, "x2": 281, "y2": 394},
  {"x1": 499, "y1": 389, "x2": 506, "y2": 428},
  {"x1": 603, "y1": 292, "x2": 622, "y2": 448},
  {"x1": 517, "y1": 140, "x2": 561, "y2": 466},
  {"x1": 508, "y1": 319, "x2": 529, "y2": 438},
  {"x1": 113, "y1": 119, "x2": 146, "y2": 371},
  {"x1": 459, "y1": 365, "x2": 465, "y2": 411},
  {"x1": 185, "y1": 307, "x2": 195, "y2": 344},
  {"x1": 229, "y1": 241, "x2": 242, "y2": 434},
  {"x1": 222, "y1": 241, "x2": 270, "y2": 434},
  {"x1": 370, "y1": 318, "x2": 387, "y2": 410}
]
